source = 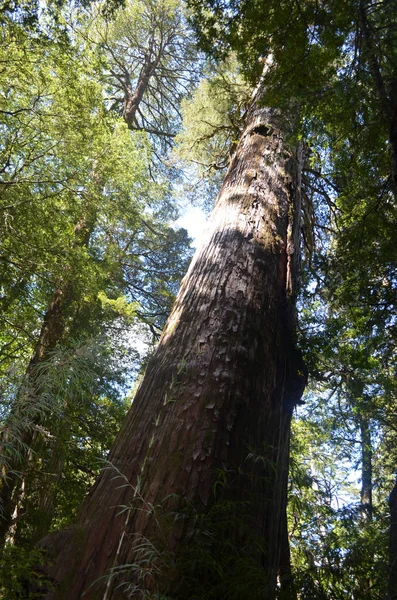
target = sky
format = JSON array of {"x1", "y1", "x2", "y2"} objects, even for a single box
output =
[{"x1": 174, "y1": 205, "x2": 208, "y2": 248}]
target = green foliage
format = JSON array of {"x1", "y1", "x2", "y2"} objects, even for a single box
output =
[
  {"x1": 289, "y1": 407, "x2": 389, "y2": 599},
  {"x1": 0, "y1": 545, "x2": 50, "y2": 599},
  {"x1": 0, "y1": 2, "x2": 191, "y2": 373},
  {"x1": 175, "y1": 54, "x2": 252, "y2": 174},
  {"x1": 16, "y1": 340, "x2": 132, "y2": 531},
  {"x1": 91, "y1": 0, "x2": 199, "y2": 149},
  {"x1": 0, "y1": 0, "x2": 192, "y2": 556},
  {"x1": 3, "y1": 0, "x2": 397, "y2": 596}
]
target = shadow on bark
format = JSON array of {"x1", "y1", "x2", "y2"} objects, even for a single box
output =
[{"x1": 31, "y1": 104, "x2": 306, "y2": 599}]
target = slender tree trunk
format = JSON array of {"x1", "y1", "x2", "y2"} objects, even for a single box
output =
[
  {"x1": 357, "y1": 412, "x2": 373, "y2": 599},
  {"x1": 278, "y1": 416, "x2": 297, "y2": 600},
  {"x1": 0, "y1": 217, "x2": 91, "y2": 545},
  {"x1": 358, "y1": 0, "x2": 397, "y2": 194},
  {"x1": 29, "y1": 435, "x2": 66, "y2": 545},
  {"x1": 359, "y1": 414, "x2": 372, "y2": 522},
  {"x1": 0, "y1": 284, "x2": 73, "y2": 545},
  {"x1": 40, "y1": 99, "x2": 306, "y2": 599},
  {"x1": 389, "y1": 478, "x2": 397, "y2": 600}
]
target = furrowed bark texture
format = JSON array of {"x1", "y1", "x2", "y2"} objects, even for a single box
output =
[{"x1": 43, "y1": 103, "x2": 306, "y2": 599}]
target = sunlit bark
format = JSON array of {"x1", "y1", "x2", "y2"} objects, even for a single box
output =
[{"x1": 41, "y1": 98, "x2": 306, "y2": 599}]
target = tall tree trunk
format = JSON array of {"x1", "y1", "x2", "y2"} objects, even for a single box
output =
[
  {"x1": 357, "y1": 411, "x2": 373, "y2": 599},
  {"x1": 0, "y1": 217, "x2": 91, "y2": 545},
  {"x1": 278, "y1": 416, "x2": 297, "y2": 600},
  {"x1": 122, "y1": 37, "x2": 162, "y2": 129},
  {"x1": 41, "y1": 99, "x2": 306, "y2": 599},
  {"x1": 358, "y1": 0, "x2": 397, "y2": 194},
  {"x1": 359, "y1": 413, "x2": 372, "y2": 522},
  {"x1": 389, "y1": 478, "x2": 397, "y2": 600}
]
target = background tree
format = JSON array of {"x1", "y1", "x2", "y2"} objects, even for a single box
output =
[{"x1": 91, "y1": 0, "x2": 198, "y2": 152}]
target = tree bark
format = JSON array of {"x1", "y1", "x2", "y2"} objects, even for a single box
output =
[
  {"x1": 41, "y1": 99, "x2": 306, "y2": 599},
  {"x1": 357, "y1": 411, "x2": 373, "y2": 598},
  {"x1": 123, "y1": 37, "x2": 162, "y2": 129}
]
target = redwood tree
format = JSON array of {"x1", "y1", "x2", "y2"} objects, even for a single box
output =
[{"x1": 41, "y1": 94, "x2": 307, "y2": 598}]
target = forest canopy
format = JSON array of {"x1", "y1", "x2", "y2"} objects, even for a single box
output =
[{"x1": 0, "y1": 0, "x2": 397, "y2": 599}]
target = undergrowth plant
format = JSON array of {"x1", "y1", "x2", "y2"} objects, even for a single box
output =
[
  {"x1": 97, "y1": 464, "x2": 279, "y2": 600},
  {"x1": 0, "y1": 545, "x2": 51, "y2": 599}
]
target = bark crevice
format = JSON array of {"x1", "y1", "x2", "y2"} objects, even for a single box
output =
[{"x1": 38, "y1": 104, "x2": 306, "y2": 600}]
